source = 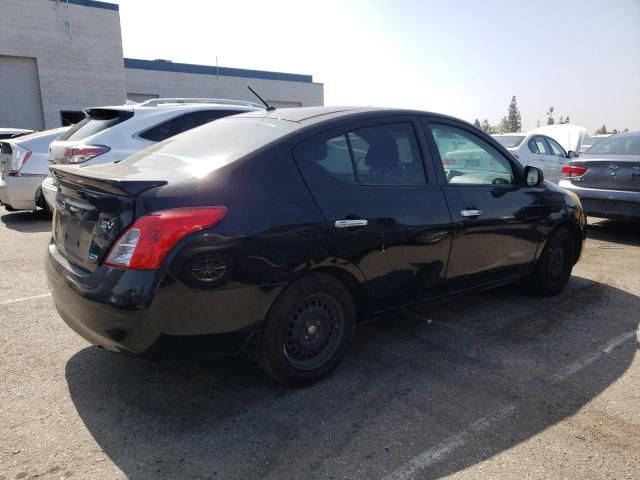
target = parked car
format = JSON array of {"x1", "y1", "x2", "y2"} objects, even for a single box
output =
[
  {"x1": 492, "y1": 131, "x2": 578, "y2": 183},
  {"x1": 559, "y1": 131, "x2": 640, "y2": 221},
  {"x1": 0, "y1": 127, "x2": 69, "y2": 212},
  {"x1": 41, "y1": 98, "x2": 263, "y2": 209},
  {"x1": 579, "y1": 134, "x2": 612, "y2": 154},
  {"x1": 0, "y1": 128, "x2": 34, "y2": 140},
  {"x1": 46, "y1": 107, "x2": 586, "y2": 385}
]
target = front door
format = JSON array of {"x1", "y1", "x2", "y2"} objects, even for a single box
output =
[
  {"x1": 423, "y1": 119, "x2": 543, "y2": 290},
  {"x1": 295, "y1": 117, "x2": 452, "y2": 312}
]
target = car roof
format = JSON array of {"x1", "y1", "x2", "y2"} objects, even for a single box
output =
[
  {"x1": 1, "y1": 127, "x2": 69, "y2": 144},
  {"x1": 234, "y1": 106, "x2": 466, "y2": 127}
]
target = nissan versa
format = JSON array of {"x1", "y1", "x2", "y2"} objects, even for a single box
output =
[{"x1": 46, "y1": 107, "x2": 586, "y2": 385}]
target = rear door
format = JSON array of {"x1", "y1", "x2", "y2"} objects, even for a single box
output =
[
  {"x1": 295, "y1": 116, "x2": 452, "y2": 312},
  {"x1": 423, "y1": 118, "x2": 543, "y2": 290}
]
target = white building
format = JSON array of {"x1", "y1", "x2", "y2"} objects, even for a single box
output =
[{"x1": 0, "y1": 0, "x2": 324, "y2": 130}]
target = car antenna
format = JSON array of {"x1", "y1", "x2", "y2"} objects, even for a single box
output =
[{"x1": 247, "y1": 86, "x2": 276, "y2": 111}]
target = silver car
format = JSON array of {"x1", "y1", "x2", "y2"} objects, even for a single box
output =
[
  {"x1": 0, "y1": 127, "x2": 68, "y2": 212},
  {"x1": 558, "y1": 131, "x2": 640, "y2": 221}
]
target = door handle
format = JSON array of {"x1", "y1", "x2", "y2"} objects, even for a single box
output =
[
  {"x1": 461, "y1": 209, "x2": 482, "y2": 217},
  {"x1": 335, "y1": 219, "x2": 368, "y2": 228}
]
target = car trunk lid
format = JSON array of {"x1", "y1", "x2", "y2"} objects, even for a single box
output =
[
  {"x1": 51, "y1": 166, "x2": 167, "y2": 272},
  {"x1": 568, "y1": 155, "x2": 640, "y2": 192}
]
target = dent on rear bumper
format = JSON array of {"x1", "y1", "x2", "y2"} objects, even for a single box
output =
[
  {"x1": 0, "y1": 176, "x2": 42, "y2": 210},
  {"x1": 46, "y1": 241, "x2": 279, "y2": 354}
]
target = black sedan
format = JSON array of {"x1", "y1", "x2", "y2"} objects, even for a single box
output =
[
  {"x1": 46, "y1": 107, "x2": 586, "y2": 385},
  {"x1": 559, "y1": 131, "x2": 640, "y2": 221}
]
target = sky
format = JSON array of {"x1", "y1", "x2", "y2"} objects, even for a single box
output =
[{"x1": 110, "y1": 0, "x2": 640, "y2": 133}]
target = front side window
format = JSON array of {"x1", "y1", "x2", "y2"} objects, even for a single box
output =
[
  {"x1": 430, "y1": 124, "x2": 514, "y2": 185},
  {"x1": 494, "y1": 135, "x2": 525, "y2": 148},
  {"x1": 546, "y1": 137, "x2": 567, "y2": 157},
  {"x1": 302, "y1": 122, "x2": 426, "y2": 185}
]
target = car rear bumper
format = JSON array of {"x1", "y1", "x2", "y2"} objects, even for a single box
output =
[
  {"x1": 558, "y1": 180, "x2": 640, "y2": 221},
  {"x1": 0, "y1": 175, "x2": 44, "y2": 210},
  {"x1": 46, "y1": 241, "x2": 276, "y2": 355},
  {"x1": 41, "y1": 175, "x2": 57, "y2": 209}
]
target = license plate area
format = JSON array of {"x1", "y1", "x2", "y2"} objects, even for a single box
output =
[{"x1": 53, "y1": 197, "x2": 98, "y2": 266}]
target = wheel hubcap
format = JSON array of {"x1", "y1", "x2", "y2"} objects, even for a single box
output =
[{"x1": 547, "y1": 245, "x2": 565, "y2": 277}]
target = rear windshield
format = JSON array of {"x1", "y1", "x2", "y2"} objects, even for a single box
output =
[
  {"x1": 121, "y1": 115, "x2": 298, "y2": 174},
  {"x1": 58, "y1": 109, "x2": 133, "y2": 141},
  {"x1": 586, "y1": 134, "x2": 640, "y2": 155},
  {"x1": 493, "y1": 135, "x2": 525, "y2": 148}
]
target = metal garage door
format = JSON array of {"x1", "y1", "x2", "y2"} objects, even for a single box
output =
[{"x1": 0, "y1": 56, "x2": 45, "y2": 130}]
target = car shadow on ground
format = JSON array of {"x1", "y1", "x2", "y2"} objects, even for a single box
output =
[
  {"x1": 65, "y1": 276, "x2": 639, "y2": 480},
  {"x1": 588, "y1": 218, "x2": 640, "y2": 247},
  {"x1": 1, "y1": 210, "x2": 51, "y2": 233}
]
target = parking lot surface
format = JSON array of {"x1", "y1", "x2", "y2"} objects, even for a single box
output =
[{"x1": 1, "y1": 206, "x2": 639, "y2": 480}]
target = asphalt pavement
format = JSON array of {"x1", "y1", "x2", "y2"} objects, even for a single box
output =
[{"x1": 1, "y1": 207, "x2": 638, "y2": 479}]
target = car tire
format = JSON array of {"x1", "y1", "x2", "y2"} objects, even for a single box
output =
[
  {"x1": 528, "y1": 227, "x2": 575, "y2": 296},
  {"x1": 257, "y1": 273, "x2": 355, "y2": 386}
]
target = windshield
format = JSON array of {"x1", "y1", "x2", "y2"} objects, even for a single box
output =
[
  {"x1": 585, "y1": 134, "x2": 640, "y2": 155},
  {"x1": 493, "y1": 135, "x2": 525, "y2": 148}
]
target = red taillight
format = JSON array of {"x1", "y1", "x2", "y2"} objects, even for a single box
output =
[
  {"x1": 63, "y1": 145, "x2": 110, "y2": 163},
  {"x1": 561, "y1": 165, "x2": 588, "y2": 178},
  {"x1": 9, "y1": 144, "x2": 32, "y2": 174},
  {"x1": 442, "y1": 156, "x2": 455, "y2": 165},
  {"x1": 104, "y1": 207, "x2": 227, "y2": 270}
]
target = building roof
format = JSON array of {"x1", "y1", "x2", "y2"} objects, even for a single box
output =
[{"x1": 123, "y1": 58, "x2": 314, "y2": 84}]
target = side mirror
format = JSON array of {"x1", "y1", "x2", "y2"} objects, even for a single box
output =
[
  {"x1": 524, "y1": 165, "x2": 544, "y2": 186},
  {"x1": 567, "y1": 150, "x2": 578, "y2": 158}
]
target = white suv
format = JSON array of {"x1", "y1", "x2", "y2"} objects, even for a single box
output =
[{"x1": 42, "y1": 99, "x2": 262, "y2": 208}]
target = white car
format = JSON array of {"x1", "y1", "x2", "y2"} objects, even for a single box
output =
[
  {"x1": 42, "y1": 98, "x2": 262, "y2": 208},
  {"x1": 492, "y1": 126, "x2": 585, "y2": 183},
  {"x1": 0, "y1": 128, "x2": 69, "y2": 212},
  {"x1": 579, "y1": 134, "x2": 612, "y2": 154},
  {"x1": 0, "y1": 128, "x2": 34, "y2": 140}
]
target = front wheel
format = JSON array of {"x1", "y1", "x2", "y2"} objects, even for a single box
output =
[
  {"x1": 528, "y1": 227, "x2": 576, "y2": 296},
  {"x1": 257, "y1": 273, "x2": 355, "y2": 386}
]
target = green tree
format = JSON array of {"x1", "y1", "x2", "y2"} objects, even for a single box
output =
[
  {"x1": 498, "y1": 116, "x2": 510, "y2": 133},
  {"x1": 473, "y1": 118, "x2": 482, "y2": 128},
  {"x1": 612, "y1": 128, "x2": 619, "y2": 134},
  {"x1": 507, "y1": 96, "x2": 521, "y2": 132},
  {"x1": 546, "y1": 107, "x2": 555, "y2": 125},
  {"x1": 595, "y1": 125, "x2": 608, "y2": 135},
  {"x1": 481, "y1": 119, "x2": 492, "y2": 132}
]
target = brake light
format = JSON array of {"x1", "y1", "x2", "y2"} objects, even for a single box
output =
[
  {"x1": 561, "y1": 165, "x2": 588, "y2": 178},
  {"x1": 104, "y1": 207, "x2": 227, "y2": 270},
  {"x1": 63, "y1": 145, "x2": 110, "y2": 163},
  {"x1": 9, "y1": 144, "x2": 32, "y2": 174}
]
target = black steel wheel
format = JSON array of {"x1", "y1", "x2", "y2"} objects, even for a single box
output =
[
  {"x1": 528, "y1": 227, "x2": 576, "y2": 296},
  {"x1": 258, "y1": 273, "x2": 355, "y2": 386}
]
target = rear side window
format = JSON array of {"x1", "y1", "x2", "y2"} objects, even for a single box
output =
[
  {"x1": 58, "y1": 109, "x2": 132, "y2": 141},
  {"x1": 139, "y1": 110, "x2": 239, "y2": 142},
  {"x1": 528, "y1": 138, "x2": 539, "y2": 153},
  {"x1": 303, "y1": 122, "x2": 426, "y2": 185},
  {"x1": 304, "y1": 135, "x2": 355, "y2": 183},
  {"x1": 533, "y1": 136, "x2": 549, "y2": 155}
]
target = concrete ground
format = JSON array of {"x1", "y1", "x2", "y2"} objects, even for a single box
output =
[{"x1": 0, "y1": 206, "x2": 638, "y2": 480}]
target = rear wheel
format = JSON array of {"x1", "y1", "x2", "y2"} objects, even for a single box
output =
[
  {"x1": 257, "y1": 273, "x2": 355, "y2": 386},
  {"x1": 528, "y1": 227, "x2": 576, "y2": 296}
]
